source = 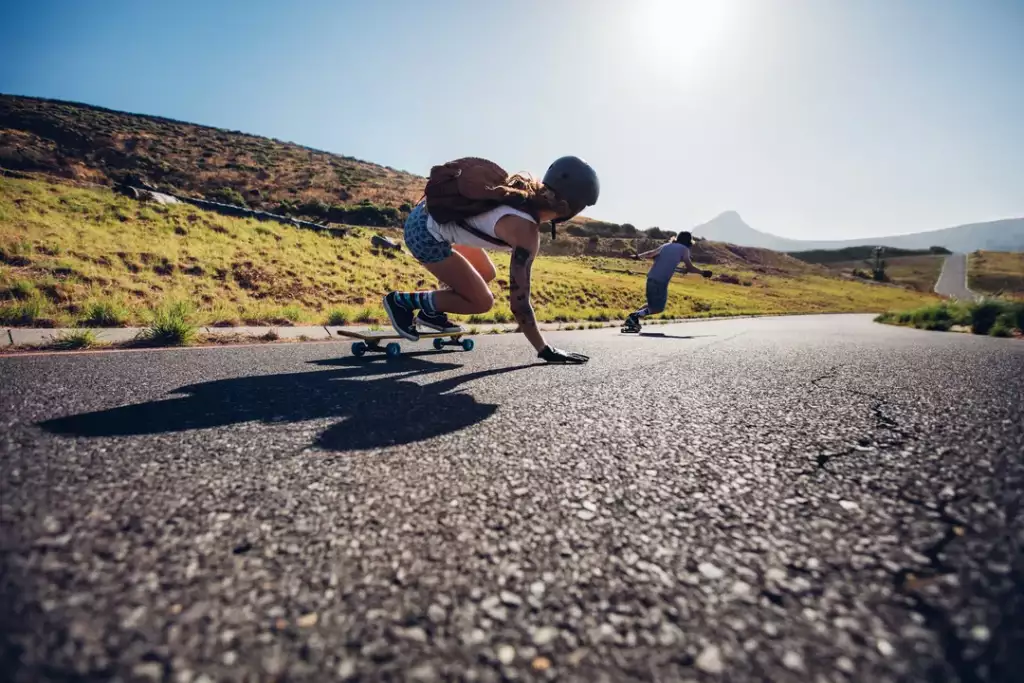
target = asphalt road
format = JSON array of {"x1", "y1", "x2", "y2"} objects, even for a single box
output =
[
  {"x1": 935, "y1": 254, "x2": 979, "y2": 301},
  {"x1": 1, "y1": 315, "x2": 1022, "y2": 683}
]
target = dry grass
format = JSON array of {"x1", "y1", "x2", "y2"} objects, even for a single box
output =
[
  {"x1": 826, "y1": 255, "x2": 946, "y2": 292},
  {"x1": 1, "y1": 94, "x2": 424, "y2": 212},
  {"x1": 0, "y1": 176, "x2": 940, "y2": 328},
  {"x1": 969, "y1": 251, "x2": 1024, "y2": 298}
]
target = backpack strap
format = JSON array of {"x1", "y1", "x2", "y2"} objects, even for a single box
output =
[{"x1": 456, "y1": 219, "x2": 510, "y2": 248}]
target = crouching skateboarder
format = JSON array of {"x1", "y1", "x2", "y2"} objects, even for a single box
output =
[
  {"x1": 384, "y1": 156, "x2": 599, "y2": 364},
  {"x1": 622, "y1": 231, "x2": 713, "y2": 333}
]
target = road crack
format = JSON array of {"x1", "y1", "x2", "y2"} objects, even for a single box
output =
[
  {"x1": 891, "y1": 491, "x2": 985, "y2": 682},
  {"x1": 806, "y1": 365, "x2": 916, "y2": 472}
]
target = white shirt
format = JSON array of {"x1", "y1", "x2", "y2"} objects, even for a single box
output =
[{"x1": 426, "y1": 204, "x2": 536, "y2": 250}]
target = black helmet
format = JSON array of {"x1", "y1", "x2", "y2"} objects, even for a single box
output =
[
  {"x1": 542, "y1": 156, "x2": 599, "y2": 221},
  {"x1": 676, "y1": 231, "x2": 693, "y2": 246}
]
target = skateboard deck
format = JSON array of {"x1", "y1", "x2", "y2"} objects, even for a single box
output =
[{"x1": 336, "y1": 328, "x2": 475, "y2": 358}]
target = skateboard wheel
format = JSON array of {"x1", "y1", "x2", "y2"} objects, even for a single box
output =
[
  {"x1": 433, "y1": 337, "x2": 444, "y2": 351},
  {"x1": 385, "y1": 342, "x2": 402, "y2": 358},
  {"x1": 352, "y1": 341, "x2": 368, "y2": 357},
  {"x1": 461, "y1": 338, "x2": 475, "y2": 351}
]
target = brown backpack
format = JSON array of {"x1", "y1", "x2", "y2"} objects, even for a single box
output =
[{"x1": 423, "y1": 158, "x2": 532, "y2": 228}]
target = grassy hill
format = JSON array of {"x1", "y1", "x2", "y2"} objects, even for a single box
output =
[
  {"x1": 0, "y1": 175, "x2": 938, "y2": 328},
  {"x1": 0, "y1": 94, "x2": 420, "y2": 206},
  {"x1": 0, "y1": 94, "x2": 615, "y2": 235},
  {"x1": 969, "y1": 251, "x2": 1024, "y2": 298},
  {"x1": 816, "y1": 255, "x2": 947, "y2": 293}
]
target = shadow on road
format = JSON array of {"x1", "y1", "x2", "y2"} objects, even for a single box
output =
[
  {"x1": 39, "y1": 355, "x2": 537, "y2": 451},
  {"x1": 636, "y1": 332, "x2": 714, "y2": 340}
]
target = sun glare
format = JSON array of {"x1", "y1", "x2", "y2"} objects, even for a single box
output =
[{"x1": 629, "y1": 0, "x2": 736, "y2": 78}]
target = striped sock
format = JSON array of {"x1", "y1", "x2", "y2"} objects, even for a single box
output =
[{"x1": 393, "y1": 291, "x2": 437, "y2": 313}]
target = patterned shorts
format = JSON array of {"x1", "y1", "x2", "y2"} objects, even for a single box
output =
[{"x1": 404, "y1": 203, "x2": 452, "y2": 265}]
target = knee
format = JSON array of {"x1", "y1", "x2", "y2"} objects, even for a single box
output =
[
  {"x1": 481, "y1": 266, "x2": 497, "y2": 283},
  {"x1": 469, "y1": 289, "x2": 495, "y2": 314}
]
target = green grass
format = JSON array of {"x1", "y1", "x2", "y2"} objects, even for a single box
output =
[
  {"x1": 1, "y1": 175, "x2": 942, "y2": 329},
  {"x1": 355, "y1": 306, "x2": 384, "y2": 324},
  {"x1": 877, "y1": 298, "x2": 1023, "y2": 337},
  {"x1": 143, "y1": 301, "x2": 197, "y2": 346},
  {"x1": 8, "y1": 279, "x2": 38, "y2": 300},
  {"x1": 52, "y1": 329, "x2": 101, "y2": 350},
  {"x1": 326, "y1": 308, "x2": 351, "y2": 326},
  {"x1": 81, "y1": 298, "x2": 130, "y2": 326},
  {"x1": 0, "y1": 294, "x2": 47, "y2": 326}
]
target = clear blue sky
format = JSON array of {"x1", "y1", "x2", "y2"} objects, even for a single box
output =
[{"x1": 2, "y1": 0, "x2": 1022, "y2": 239}]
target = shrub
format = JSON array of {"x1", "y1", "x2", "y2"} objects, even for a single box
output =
[
  {"x1": 337, "y1": 203, "x2": 401, "y2": 227},
  {"x1": 907, "y1": 302, "x2": 968, "y2": 331},
  {"x1": 279, "y1": 304, "x2": 303, "y2": 323},
  {"x1": 990, "y1": 318, "x2": 1012, "y2": 337},
  {"x1": 355, "y1": 306, "x2": 382, "y2": 323},
  {"x1": 1010, "y1": 302, "x2": 1024, "y2": 332},
  {"x1": 970, "y1": 300, "x2": 1004, "y2": 335},
  {"x1": 644, "y1": 227, "x2": 673, "y2": 240},
  {"x1": 206, "y1": 187, "x2": 248, "y2": 207},
  {"x1": 144, "y1": 301, "x2": 197, "y2": 346},
  {"x1": 327, "y1": 308, "x2": 350, "y2": 326},
  {"x1": 52, "y1": 329, "x2": 100, "y2": 350}
]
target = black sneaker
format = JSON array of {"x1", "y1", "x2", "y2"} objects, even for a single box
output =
[
  {"x1": 383, "y1": 293, "x2": 419, "y2": 341},
  {"x1": 416, "y1": 310, "x2": 463, "y2": 334},
  {"x1": 622, "y1": 314, "x2": 641, "y2": 333}
]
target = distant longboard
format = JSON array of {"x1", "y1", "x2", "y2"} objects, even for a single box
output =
[{"x1": 336, "y1": 329, "x2": 475, "y2": 358}]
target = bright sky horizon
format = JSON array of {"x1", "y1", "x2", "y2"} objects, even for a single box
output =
[{"x1": 2, "y1": 0, "x2": 1022, "y2": 240}]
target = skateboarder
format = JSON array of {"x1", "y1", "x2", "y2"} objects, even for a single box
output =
[
  {"x1": 622, "y1": 231, "x2": 712, "y2": 333},
  {"x1": 384, "y1": 156, "x2": 599, "y2": 364}
]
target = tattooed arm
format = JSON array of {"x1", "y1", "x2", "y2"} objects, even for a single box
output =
[
  {"x1": 497, "y1": 215, "x2": 589, "y2": 364},
  {"x1": 508, "y1": 230, "x2": 546, "y2": 352}
]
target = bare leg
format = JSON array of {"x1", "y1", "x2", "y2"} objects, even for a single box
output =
[
  {"x1": 451, "y1": 244, "x2": 497, "y2": 283},
  {"x1": 421, "y1": 251, "x2": 494, "y2": 315}
]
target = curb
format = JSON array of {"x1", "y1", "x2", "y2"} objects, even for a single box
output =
[{"x1": 1, "y1": 312, "x2": 880, "y2": 350}]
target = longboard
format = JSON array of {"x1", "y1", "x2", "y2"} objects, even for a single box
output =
[{"x1": 336, "y1": 328, "x2": 475, "y2": 358}]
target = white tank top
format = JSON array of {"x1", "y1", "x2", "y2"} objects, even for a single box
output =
[{"x1": 426, "y1": 204, "x2": 536, "y2": 251}]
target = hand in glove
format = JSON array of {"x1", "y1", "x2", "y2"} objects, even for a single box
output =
[
  {"x1": 701, "y1": 269, "x2": 713, "y2": 278},
  {"x1": 538, "y1": 345, "x2": 590, "y2": 364}
]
